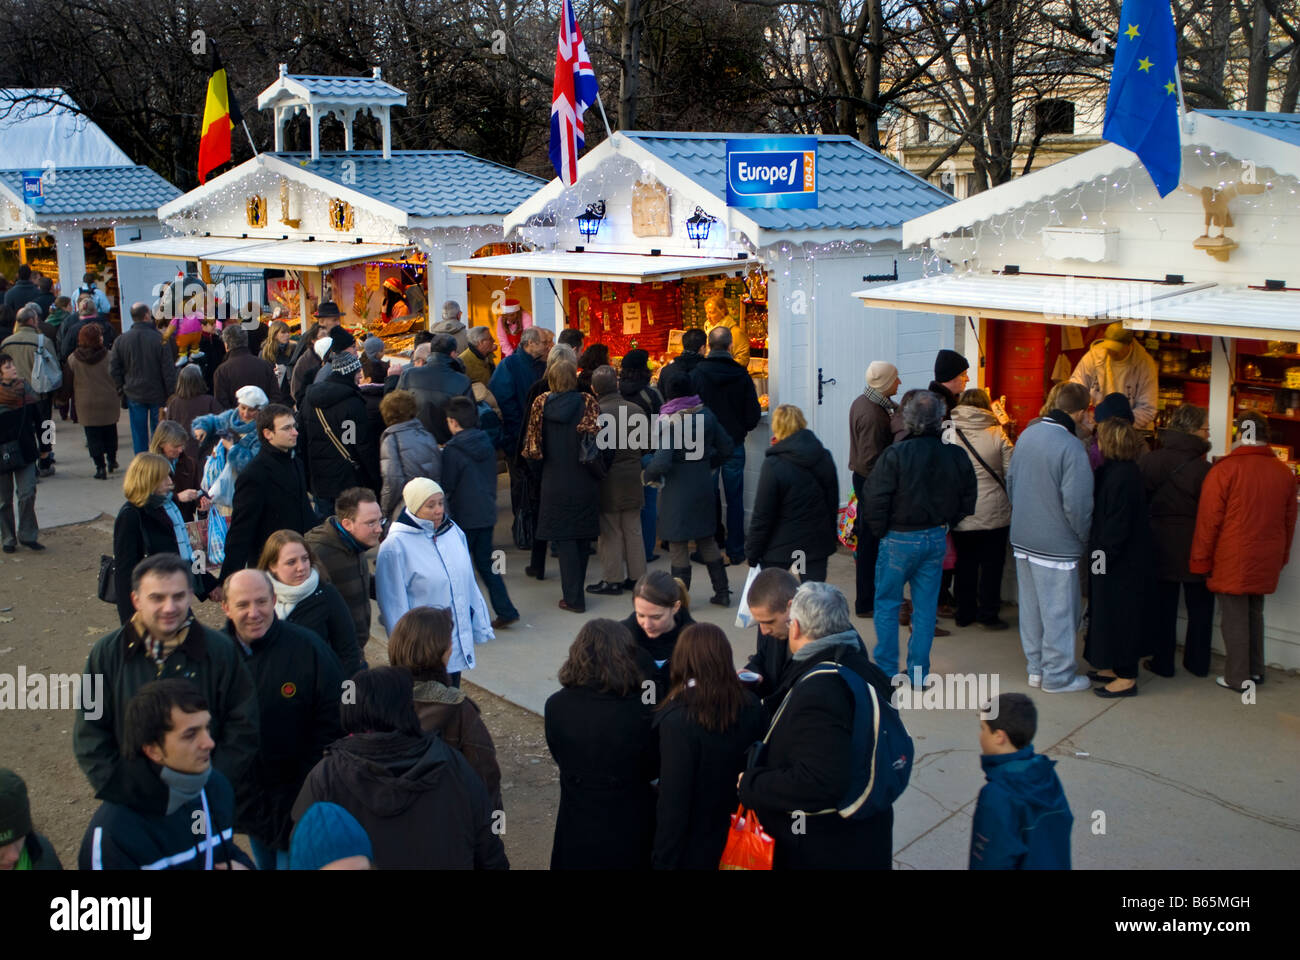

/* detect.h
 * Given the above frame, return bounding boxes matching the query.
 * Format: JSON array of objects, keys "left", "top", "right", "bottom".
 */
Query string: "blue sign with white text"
[
  {"left": 726, "top": 137, "right": 818, "bottom": 209},
  {"left": 22, "top": 171, "right": 44, "bottom": 208}
]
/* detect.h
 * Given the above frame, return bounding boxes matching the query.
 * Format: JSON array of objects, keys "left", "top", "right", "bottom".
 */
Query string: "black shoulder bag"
[
  {"left": 955, "top": 428, "right": 1006, "bottom": 492},
  {"left": 98, "top": 510, "right": 149, "bottom": 604}
]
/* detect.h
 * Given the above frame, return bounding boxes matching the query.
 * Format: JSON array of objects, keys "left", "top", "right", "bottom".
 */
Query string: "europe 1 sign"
[{"left": 726, "top": 136, "right": 818, "bottom": 209}]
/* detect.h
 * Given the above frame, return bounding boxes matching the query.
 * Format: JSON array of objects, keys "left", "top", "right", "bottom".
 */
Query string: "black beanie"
[
  {"left": 328, "top": 325, "right": 356, "bottom": 355},
  {"left": 1095, "top": 392, "right": 1134, "bottom": 424},
  {"left": 0, "top": 769, "right": 33, "bottom": 845},
  {"left": 934, "top": 348, "right": 968, "bottom": 383}
]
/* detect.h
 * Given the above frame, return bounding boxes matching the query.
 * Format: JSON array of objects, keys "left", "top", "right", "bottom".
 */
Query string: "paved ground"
[{"left": 17, "top": 413, "right": 1300, "bottom": 869}]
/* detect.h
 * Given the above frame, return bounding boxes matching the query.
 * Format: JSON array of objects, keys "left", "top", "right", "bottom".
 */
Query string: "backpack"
[
  {"left": 763, "top": 658, "right": 914, "bottom": 820},
  {"left": 30, "top": 333, "right": 63, "bottom": 394}
]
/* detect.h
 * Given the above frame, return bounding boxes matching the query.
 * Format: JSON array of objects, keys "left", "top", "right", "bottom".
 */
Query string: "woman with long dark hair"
[
  {"left": 653, "top": 623, "right": 765, "bottom": 869},
  {"left": 576, "top": 343, "right": 609, "bottom": 394},
  {"left": 545, "top": 618, "right": 659, "bottom": 869}
]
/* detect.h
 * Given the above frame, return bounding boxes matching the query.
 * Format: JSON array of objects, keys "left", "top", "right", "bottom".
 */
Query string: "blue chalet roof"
[
  {"left": 284, "top": 75, "right": 405, "bottom": 101},
  {"left": 0, "top": 164, "right": 180, "bottom": 217},
  {"left": 1196, "top": 110, "right": 1300, "bottom": 148},
  {"left": 621, "top": 131, "right": 954, "bottom": 232},
  {"left": 271, "top": 150, "right": 544, "bottom": 219}
]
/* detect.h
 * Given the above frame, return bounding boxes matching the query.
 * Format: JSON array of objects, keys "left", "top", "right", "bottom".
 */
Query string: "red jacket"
[{"left": 1189, "top": 444, "right": 1297, "bottom": 594}]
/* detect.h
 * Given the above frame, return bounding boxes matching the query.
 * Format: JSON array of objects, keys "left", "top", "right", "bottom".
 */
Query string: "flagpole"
[
  {"left": 241, "top": 119, "right": 259, "bottom": 156},
  {"left": 594, "top": 91, "right": 613, "bottom": 139}
]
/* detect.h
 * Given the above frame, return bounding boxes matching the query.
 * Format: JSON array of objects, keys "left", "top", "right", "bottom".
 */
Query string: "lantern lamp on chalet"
[
  {"left": 576, "top": 200, "right": 606, "bottom": 239},
  {"left": 685, "top": 206, "right": 717, "bottom": 248}
]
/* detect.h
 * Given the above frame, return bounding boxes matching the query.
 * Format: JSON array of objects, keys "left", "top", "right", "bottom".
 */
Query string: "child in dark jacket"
[{"left": 970, "top": 693, "right": 1073, "bottom": 870}]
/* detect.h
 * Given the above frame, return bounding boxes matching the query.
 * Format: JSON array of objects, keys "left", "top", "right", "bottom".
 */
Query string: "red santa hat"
[{"left": 493, "top": 298, "right": 521, "bottom": 315}]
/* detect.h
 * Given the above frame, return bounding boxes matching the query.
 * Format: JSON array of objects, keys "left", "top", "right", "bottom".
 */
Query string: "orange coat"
[{"left": 1189, "top": 444, "right": 1297, "bottom": 595}]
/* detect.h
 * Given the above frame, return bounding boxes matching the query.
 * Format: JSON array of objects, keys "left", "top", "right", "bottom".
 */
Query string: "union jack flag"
[{"left": 550, "top": 0, "right": 599, "bottom": 186}]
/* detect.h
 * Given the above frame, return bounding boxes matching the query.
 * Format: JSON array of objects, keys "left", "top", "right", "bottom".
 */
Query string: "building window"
[
  {"left": 328, "top": 198, "right": 355, "bottom": 232},
  {"left": 916, "top": 113, "right": 930, "bottom": 143},
  {"left": 963, "top": 173, "right": 980, "bottom": 197},
  {"left": 1036, "top": 99, "right": 1075, "bottom": 136},
  {"left": 245, "top": 195, "right": 267, "bottom": 228},
  {"left": 934, "top": 173, "right": 956, "bottom": 196}
]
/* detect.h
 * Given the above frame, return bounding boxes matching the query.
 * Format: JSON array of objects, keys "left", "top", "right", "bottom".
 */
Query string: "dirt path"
[{"left": 0, "top": 518, "right": 558, "bottom": 869}]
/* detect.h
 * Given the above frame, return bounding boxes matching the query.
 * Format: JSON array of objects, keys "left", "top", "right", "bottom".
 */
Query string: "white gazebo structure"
[{"left": 257, "top": 66, "right": 406, "bottom": 160}]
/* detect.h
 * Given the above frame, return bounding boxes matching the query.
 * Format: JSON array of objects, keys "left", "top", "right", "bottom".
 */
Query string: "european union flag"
[{"left": 1103, "top": 0, "right": 1181, "bottom": 196}]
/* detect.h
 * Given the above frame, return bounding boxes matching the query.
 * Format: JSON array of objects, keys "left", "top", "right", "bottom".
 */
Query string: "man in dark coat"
[
  {"left": 742, "top": 567, "right": 799, "bottom": 706},
  {"left": 2, "top": 265, "right": 39, "bottom": 312},
  {"left": 929, "top": 348, "right": 969, "bottom": 415},
  {"left": 848, "top": 360, "right": 900, "bottom": 616},
  {"left": 298, "top": 351, "right": 378, "bottom": 518},
  {"left": 305, "top": 487, "right": 384, "bottom": 658},
  {"left": 661, "top": 326, "right": 707, "bottom": 381},
  {"left": 31, "top": 275, "right": 55, "bottom": 318},
  {"left": 223, "top": 570, "right": 343, "bottom": 870},
  {"left": 691, "top": 326, "right": 762, "bottom": 564},
  {"left": 488, "top": 326, "right": 548, "bottom": 514},
  {"left": 73, "top": 554, "right": 259, "bottom": 803},
  {"left": 442, "top": 396, "right": 518, "bottom": 626},
  {"left": 111, "top": 302, "right": 177, "bottom": 454},
  {"left": 78, "top": 678, "right": 254, "bottom": 870},
  {"left": 739, "top": 581, "right": 896, "bottom": 869},
  {"left": 396, "top": 333, "right": 473, "bottom": 444},
  {"left": 288, "top": 301, "right": 342, "bottom": 406},
  {"left": 59, "top": 298, "right": 115, "bottom": 362},
  {"left": 219, "top": 404, "right": 316, "bottom": 581},
  {"left": 863, "top": 389, "right": 976, "bottom": 684},
  {"left": 213, "top": 324, "right": 279, "bottom": 410}
]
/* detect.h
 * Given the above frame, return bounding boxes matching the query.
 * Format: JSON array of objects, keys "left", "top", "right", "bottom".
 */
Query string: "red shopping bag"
[
  {"left": 942, "top": 533, "right": 957, "bottom": 571},
  {"left": 719, "top": 805, "right": 774, "bottom": 870}
]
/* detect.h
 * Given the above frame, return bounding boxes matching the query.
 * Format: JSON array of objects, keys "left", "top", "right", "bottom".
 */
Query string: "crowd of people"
[{"left": 0, "top": 283, "right": 1295, "bottom": 871}]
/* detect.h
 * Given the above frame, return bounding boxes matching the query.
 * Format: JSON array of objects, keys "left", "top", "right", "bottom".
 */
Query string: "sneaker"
[
  {"left": 1028, "top": 674, "right": 1042, "bottom": 688},
  {"left": 1042, "top": 675, "right": 1092, "bottom": 693},
  {"left": 1215, "top": 676, "right": 1248, "bottom": 692}
]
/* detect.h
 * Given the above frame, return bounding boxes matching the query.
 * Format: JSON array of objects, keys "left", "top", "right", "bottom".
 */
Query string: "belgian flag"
[{"left": 197, "top": 43, "right": 244, "bottom": 185}]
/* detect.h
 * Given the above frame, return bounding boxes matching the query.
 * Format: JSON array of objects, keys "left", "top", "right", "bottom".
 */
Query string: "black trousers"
[
  {"left": 83, "top": 425, "right": 119, "bottom": 468},
  {"left": 801, "top": 557, "right": 829, "bottom": 583},
  {"left": 554, "top": 538, "right": 592, "bottom": 607},
  {"left": 952, "top": 526, "right": 1009, "bottom": 625},
  {"left": 36, "top": 395, "right": 53, "bottom": 460},
  {"left": 1149, "top": 579, "right": 1215, "bottom": 676},
  {"left": 852, "top": 472, "right": 880, "bottom": 614},
  {"left": 507, "top": 456, "right": 528, "bottom": 519}
]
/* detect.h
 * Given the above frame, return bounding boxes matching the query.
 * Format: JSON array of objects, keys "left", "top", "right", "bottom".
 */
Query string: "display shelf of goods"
[{"left": 567, "top": 279, "right": 681, "bottom": 360}]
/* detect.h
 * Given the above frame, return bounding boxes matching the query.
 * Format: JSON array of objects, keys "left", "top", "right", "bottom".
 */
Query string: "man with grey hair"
[
  {"left": 692, "top": 324, "right": 761, "bottom": 565},
  {"left": 460, "top": 325, "right": 497, "bottom": 387},
  {"left": 738, "top": 580, "right": 896, "bottom": 869},
  {"left": 111, "top": 301, "right": 176, "bottom": 454},
  {"left": 489, "top": 324, "right": 549, "bottom": 518},
  {"left": 862, "top": 390, "right": 976, "bottom": 686},
  {"left": 431, "top": 300, "right": 469, "bottom": 353},
  {"left": 213, "top": 323, "right": 279, "bottom": 409}
]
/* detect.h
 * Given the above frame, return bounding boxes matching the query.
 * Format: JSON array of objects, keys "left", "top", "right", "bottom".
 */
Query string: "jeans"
[
  {"left": 1148, "top": 579, "right": 1215, "bottom": 676},
  {"left": 0, "top": 462, "right": 38, "bottom": 546},
  {"left": 712, "top": 445, "right": 746, "bottom": 559},
  {"left": 852, "top": 472, "right": 880, "bottom": 614},
  {"left": 1015, "top": 556, "right": 1083, "bottom": 689},
  {"left": 465, "top": 526, "right": 518, "bottom": 620},
  {"left": 952, "top": 526, "right": 1009, "bottom": 624},
  {"left": 127, "top": 401, "right": 160, "bottom": 455},
  {"left": 872, "top": 527, "right": 947, "bottom": 681},
  {"left": 249, "top": 837, "right": 289, "bottom": 871}
]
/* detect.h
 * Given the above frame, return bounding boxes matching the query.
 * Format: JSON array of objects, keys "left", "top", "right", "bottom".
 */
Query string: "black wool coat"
[
  {"left": 621, "top": 608, "right": 696, "bottom": 706},
  {"left": 644, "top": 404, "right": 733, "bottom": 542},
  {"left": 1084, "top": 459, "right": 1154, "bottom": 670},
  {"left": 228, "top": 616, "right": 344, "bottom": 849},
  {"left": 745, "top": 428, "right": 840, "bottom": 567},
  {"left": 738, "top": 642, "right": 895, "bottom": 870},
  {"left": 112, "top": 501, "right": 188, "bottom": 625},
  {"left": 299, "top": 374, "right": 379, "bottom": 499},
  {"left": 218, "top": 444, "right": 315, "bottom": 581},
  {"left": 1139, "top": 429, "right": 1212, "bottom": 582},
  {"left": 652, "top": 693, "right": 765, "bottom": 870},
  {"left": 544, "top": 684, "right": 659, "bottom": 870},
  {"left": 284, "top": 581, "right": 364, "bottom": 678},
  {"left": 533, "top": 390, "right": 601, "bottom": 542}
]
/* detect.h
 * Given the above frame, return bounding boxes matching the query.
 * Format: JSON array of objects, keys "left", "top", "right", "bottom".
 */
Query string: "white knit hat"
[
  {"left": 403, "top": 478, "right": 444, "bottom": 515},
  {"left": 865, "top": 361, "right": 899, "bottom": 391},
  {"left": 314, "top": 337, "right": 333, "bottom": 361},
  {"left": 235, "top": 385, "right": 269, "bottom": 408}
]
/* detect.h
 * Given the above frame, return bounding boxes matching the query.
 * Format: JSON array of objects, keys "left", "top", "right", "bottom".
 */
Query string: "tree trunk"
[
  {"left": 619, "top": 0, "right": 641, "bottom": 129},
  {"left": 1246, "top": 0, "right": 1272, "bottom": 111},
  {"left": 1283, "top": 41, "right": 1300, "bottom": 111}
]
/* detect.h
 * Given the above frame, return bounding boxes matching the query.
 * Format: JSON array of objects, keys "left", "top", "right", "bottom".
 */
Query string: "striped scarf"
[{"left": 862, "top": 384, "right": 897, "bottom": 413}]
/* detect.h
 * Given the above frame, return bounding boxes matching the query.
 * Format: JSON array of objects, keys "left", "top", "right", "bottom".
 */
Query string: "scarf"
[
  {"left": 331, "top": 517, "right": 363, "bottom": 553},
  {"left": 791, "top": 627, "right": 863, "bottom": 662},
  {"left": 73, "top": 345, "right": 107, "bottom": 365},
  {"left": 660, "top": 394, "right": 701, "bottom": 417},
  {"left": 155, "top": 496, "right": 193, "bottom": 566},
  {"left": 270, "top": 568, "right": 319, "bottom": 620},
  {"left": 862, "top": 384, "right": 898, "bottom": 413},
  {"left": 159, "top": 765, "right": 212, "bottom": 816},
  {"left": 0, "top": 378, "right": 35, "bottom": 411}
]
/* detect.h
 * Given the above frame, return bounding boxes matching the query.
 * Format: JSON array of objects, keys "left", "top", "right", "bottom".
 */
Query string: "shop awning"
[
  {"left": 108, "top": 236, "right": 274, "bottom": 262},
  {"left": 0, "top": 226, "right": 44, "bottom": 241},
  {"left": 198, "top": 240, "right": 411, "bottom": 271},
  {"left": 445, "top": 251, "right": 753, "bottom": 284},
  {"left": 1107, "top": 285, "right": 1300, "bottom": 340},
  {"left": 853, "top": 274, "right": 1214, "bottom": 327}
]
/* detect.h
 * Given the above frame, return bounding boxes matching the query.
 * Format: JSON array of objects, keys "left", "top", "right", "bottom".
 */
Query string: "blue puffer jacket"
[
  {"left": 375, "top": 510, "right": 494, "bottom": 675},
  {"left": 969, "top": 745, "right": 1073, "bottom": 870},
  {"left": 193, "top": 409, "right": 260, "bottom": 507}
]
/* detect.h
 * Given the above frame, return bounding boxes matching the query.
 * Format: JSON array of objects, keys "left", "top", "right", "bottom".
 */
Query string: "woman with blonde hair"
[
  {"left": 1083, "top": 417, "right": 1154, "bottom": 697},
  {"left": 149, "top": 420, "right": 203, "bottom": 522},
  {"left": 257, "top": 529, "right": 362, "bottom": 675},
  {"left": 743, "top": 403, "right": 838, "bottom": 583},
  {"left": 110, "top": 452, "right": 210, "bottom": 624}
]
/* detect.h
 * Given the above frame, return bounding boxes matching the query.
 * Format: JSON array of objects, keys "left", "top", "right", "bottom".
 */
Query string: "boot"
[
  {"left": 670, "top": 565, "right": 692, "bottom": 591},
  {"left": 706, "top": 559, "right": 731, "bottom": 606}
]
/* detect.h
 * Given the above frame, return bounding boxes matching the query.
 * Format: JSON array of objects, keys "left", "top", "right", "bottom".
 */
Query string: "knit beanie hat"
[
  {"left": 1095, "top": 392, "right": 1134, "bottom": 424},
  {"left": 363, "top": 336, "right": 385, "bottom": 360},
  {"left": 313, "top": 337, "right": 333, "bottom": 361},
  {"left": 235, "top": 385, "right": 269, "bottom": 408},
  {"left": 289, "top": 802, "right": 372, "bottom": 870},
  {"left": 0, "top": 769, "right": 33, "bottom": 845},
  {"left": 403, "top": 477, "right": 444, "bottom": 515},
  {"left": 329, "top": 326, "right": 357, "bottom": 355},
  {"left": 865, "top": 361, "right": 899, "bottom": 391},
  {"left": 621, "top": 348, "right": 650, "bottom": 374},
  {"left": 934, "top": 349, "right": 969, "bottom": 383},
  {"left": 332, "top": 351, "right": 362, "bottom": 378}
]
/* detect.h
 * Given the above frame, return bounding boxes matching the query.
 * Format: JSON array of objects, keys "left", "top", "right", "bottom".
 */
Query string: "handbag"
[
  {"left": 718, "top": 805, "right": 775, "bottom": 870},
  {"left": 0, "top": 438, "right": 25, "bottom": 473},
  {"left": 98, "top": 511, "right": 150, "bottom": 603},
  {"left": 29, "top": 333, "right": 63, "bottom": 394}
]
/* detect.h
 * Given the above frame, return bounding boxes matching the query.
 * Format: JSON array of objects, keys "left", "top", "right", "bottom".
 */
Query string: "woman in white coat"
[
  {"left": 949, "top": 389, "right": 1014, "bottom": 630},
  {"left": 375, "top": 478, "right": 494, "bottom": 685}
]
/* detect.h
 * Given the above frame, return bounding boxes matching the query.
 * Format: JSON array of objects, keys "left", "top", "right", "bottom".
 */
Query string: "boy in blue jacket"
[{"left": 970, "top": 693, "right": 1073, "bottom": 869}]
